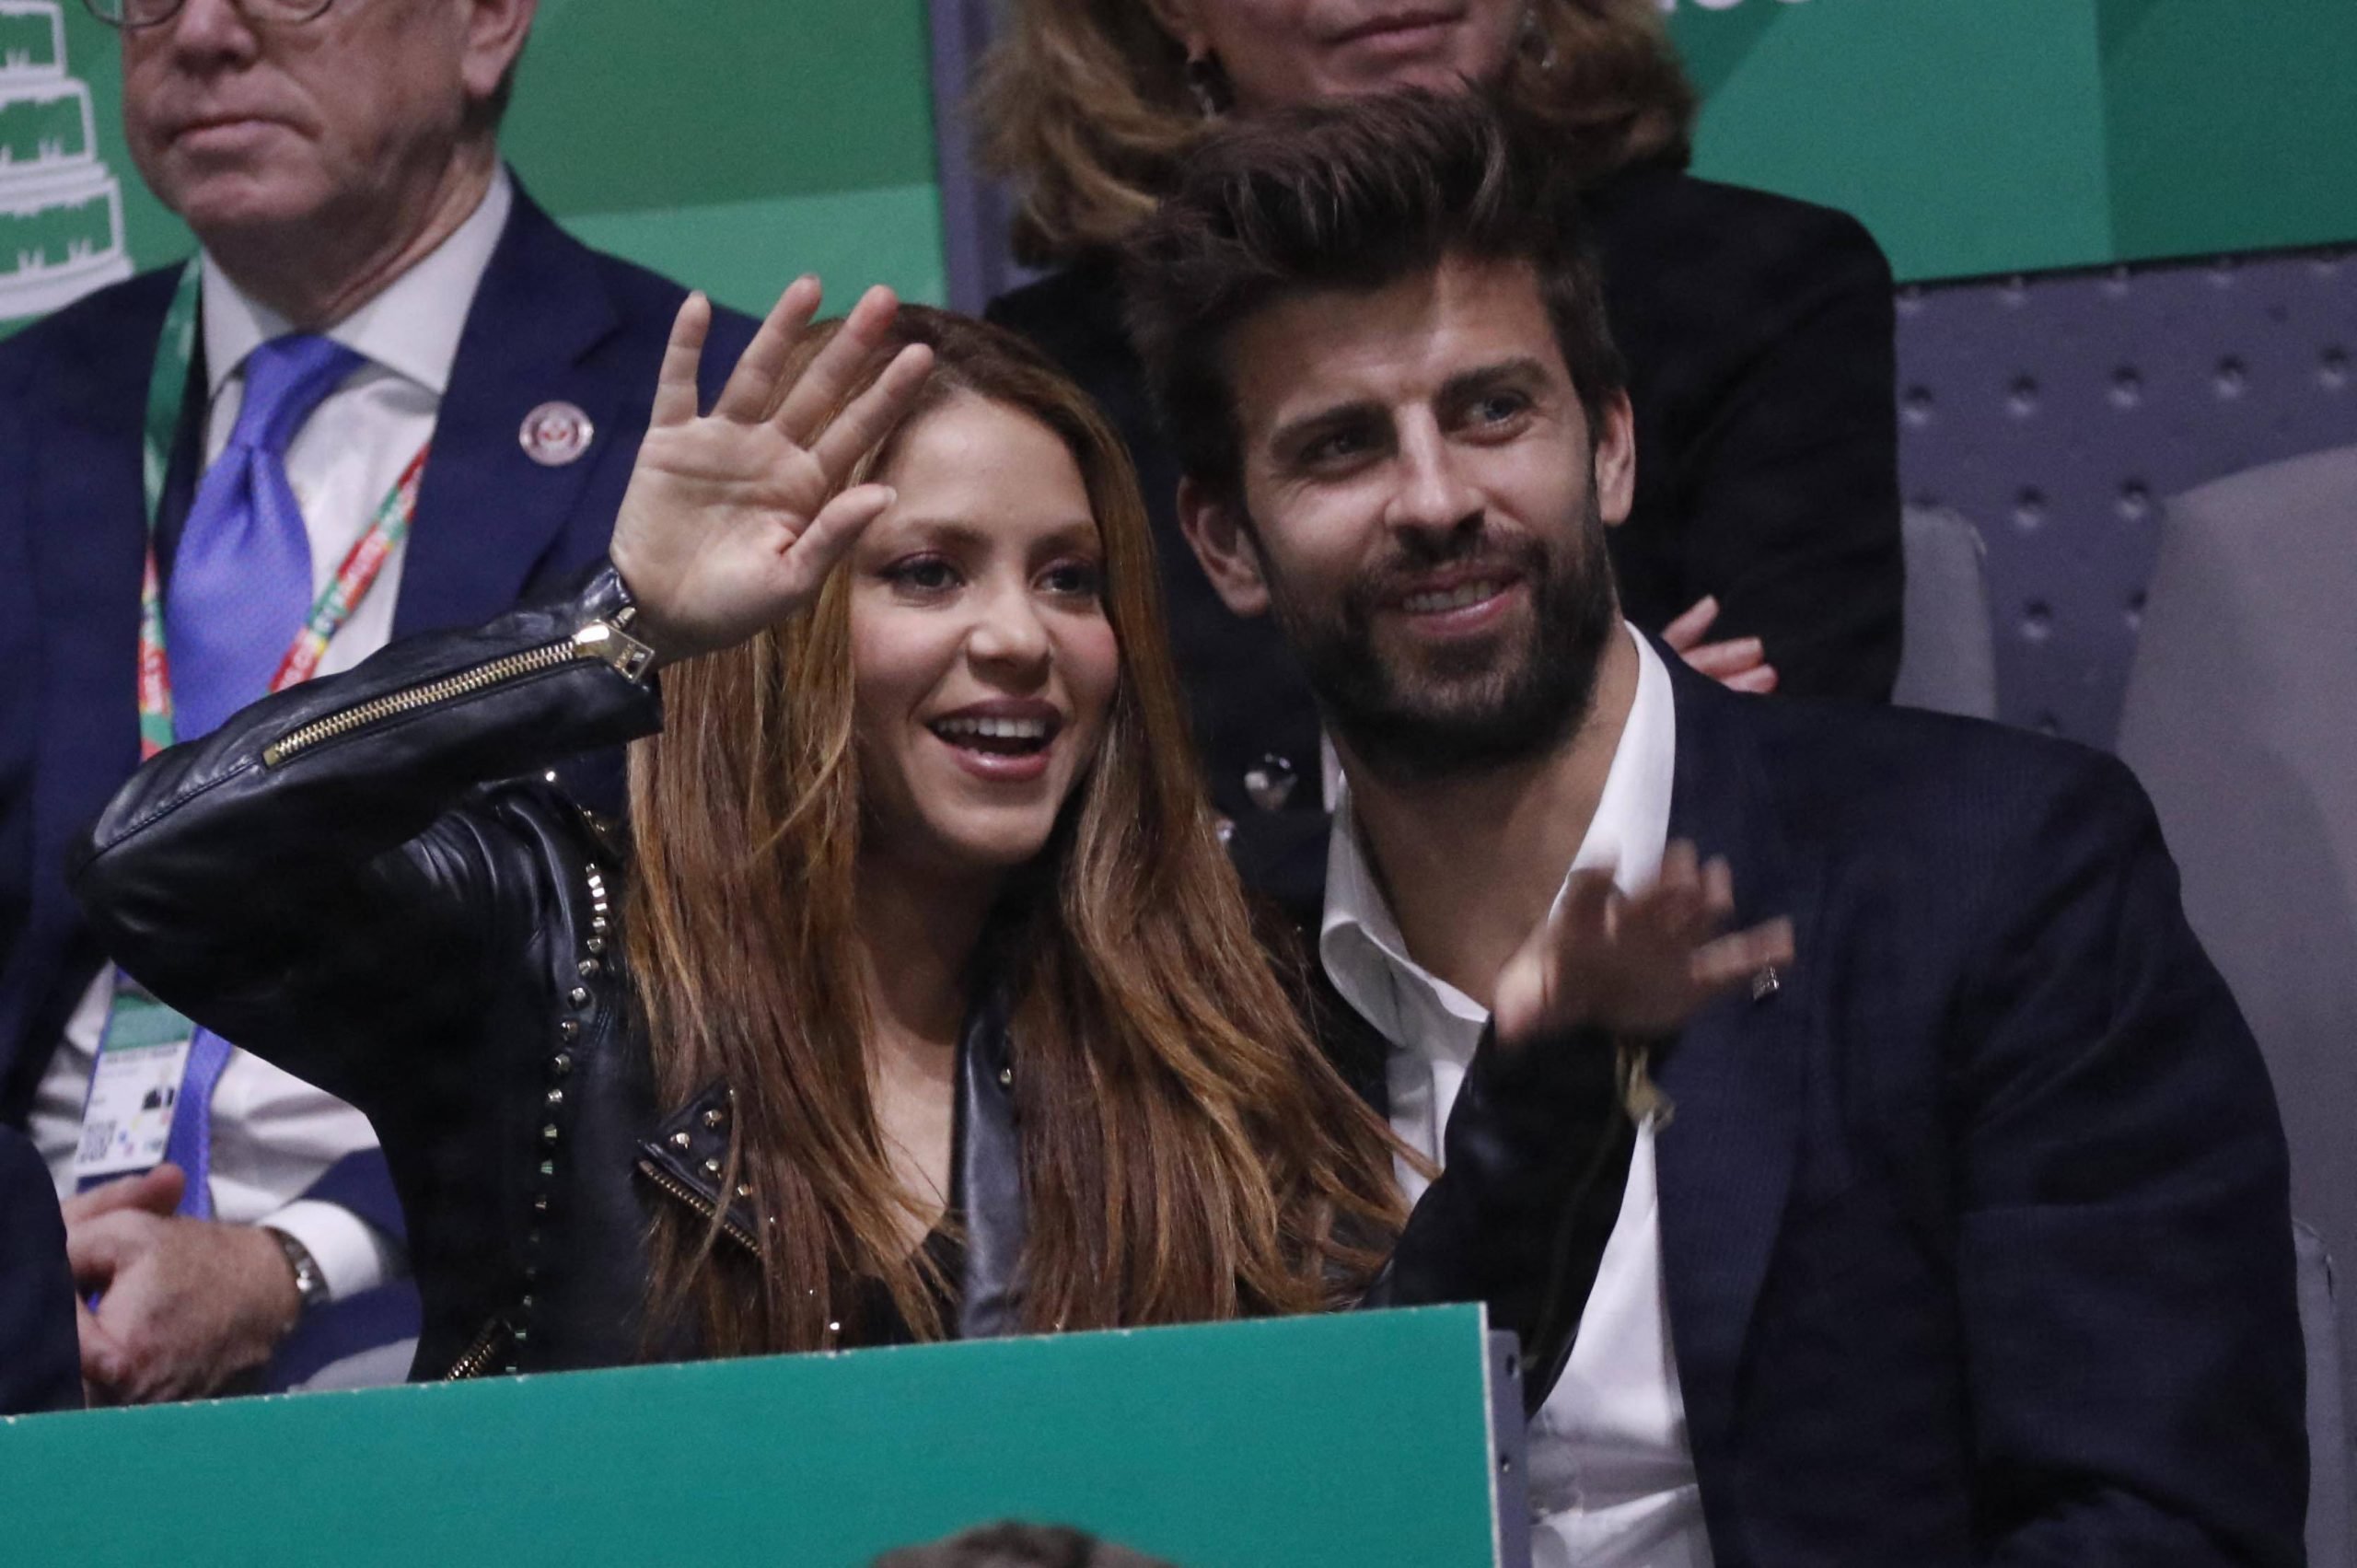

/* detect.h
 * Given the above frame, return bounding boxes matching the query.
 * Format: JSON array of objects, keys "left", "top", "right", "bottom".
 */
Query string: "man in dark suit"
[
  {"left": 0, "top": 1126, "right": 78, "bottom": 1415},
  {"left": 0, "top": 0, "right": 749, "bottom": 1400},
  {"left": 1125, "top": 91, "right": 2305, "bottom": 1566}
]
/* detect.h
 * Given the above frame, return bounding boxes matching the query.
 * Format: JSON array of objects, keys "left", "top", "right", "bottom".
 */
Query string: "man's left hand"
[{"left": 64, "top": 1164, "right": 301, "bottom": 1404}]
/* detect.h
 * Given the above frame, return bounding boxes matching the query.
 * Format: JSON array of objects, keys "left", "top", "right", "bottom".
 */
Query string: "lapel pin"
[
  {"left": 1751, "top": 965, "right": 1782, "bottom": 1004},
  {"left": 519, "top": 401, "right": 595, "bottom": 467}
]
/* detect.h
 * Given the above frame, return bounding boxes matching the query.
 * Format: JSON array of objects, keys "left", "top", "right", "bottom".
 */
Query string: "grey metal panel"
[
  {"left": 1488, "top": 1329, "right": 1534, "bottom": 1568},
  {"left": 1896, "top": 248, "right": 2357, "bottom": 743}
]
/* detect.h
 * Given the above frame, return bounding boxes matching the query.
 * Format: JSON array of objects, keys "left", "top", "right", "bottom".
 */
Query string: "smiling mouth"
[
  {"left": 1401, "top": 578, "right": 1510, "bottom": 614},
  {"left": 929, "top": 714, "right": 1058, "bottom": 758}
]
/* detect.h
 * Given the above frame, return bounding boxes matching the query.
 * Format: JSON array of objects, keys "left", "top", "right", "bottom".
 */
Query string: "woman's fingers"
[
  {"left": 1679, "top": 636, "right": 1767, "bottom": 679},
  {"left": 1661, "top": 595, "right": 1720, "bottom": 652},
  {"left": 778, "top": 482, "right": 899, "bottom": 598},
  {"left": 713, "top": 277, "right": 824, "bottom": 423},
  {"left": 772, "top": 285, "right": 902, "bottom": 446},
  {"left": 809, "top": 343, "right": 935, "bottom": 482},
  {"left": 650, "top": 293, "right": 713, "bottom": 430}
]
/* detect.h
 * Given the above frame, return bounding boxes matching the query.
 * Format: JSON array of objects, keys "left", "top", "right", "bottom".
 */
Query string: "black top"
[{"left": 987, "top": 161, "right": 1903, "bottom": 831}]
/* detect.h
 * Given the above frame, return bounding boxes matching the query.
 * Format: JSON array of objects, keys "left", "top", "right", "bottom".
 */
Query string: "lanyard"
[{"left": 134, "top": 260, "right": 430, "bottom": 760}]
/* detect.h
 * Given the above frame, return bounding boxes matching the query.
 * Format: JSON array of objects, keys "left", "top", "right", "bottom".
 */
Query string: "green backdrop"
[
  {"left": 1667, "top": 0, "right": 2357, "bottom": 282},
  {"left": 0, "top": 0, "right": 946, "bottom": 333}
]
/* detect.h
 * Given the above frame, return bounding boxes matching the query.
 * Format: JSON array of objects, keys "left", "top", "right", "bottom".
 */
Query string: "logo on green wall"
[{"left": 1, "top": 0, "right": 131, "bottom": 323}]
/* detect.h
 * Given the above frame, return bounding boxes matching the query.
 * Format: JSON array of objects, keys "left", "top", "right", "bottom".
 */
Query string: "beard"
[{"left": 1260, "top": 494, "right": 1620, "bottom": 785}]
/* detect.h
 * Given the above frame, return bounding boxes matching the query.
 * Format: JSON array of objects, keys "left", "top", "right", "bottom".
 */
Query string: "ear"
[
  {"left": 1592, "top": 390, "right": 1636, "bottom": 529},
  {"left": 459, "top": 0, "right": 537, "bottom": 107},
  {"left": 1176, "top": 475, "right": 1271, "bottom": 618}
]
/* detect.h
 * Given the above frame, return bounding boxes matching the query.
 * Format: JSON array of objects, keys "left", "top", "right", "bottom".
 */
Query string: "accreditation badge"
[{"left": 72, "top": 973, "right": 195, "bottom": 1184}]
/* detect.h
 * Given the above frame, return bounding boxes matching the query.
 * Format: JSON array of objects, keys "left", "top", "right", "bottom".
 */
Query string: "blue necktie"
[
  {"left": 165, "top": 331, "right": 361, "bottom": 741},
  {"left": 158, "top": 331, "right": 359, "bottom": 1219}
]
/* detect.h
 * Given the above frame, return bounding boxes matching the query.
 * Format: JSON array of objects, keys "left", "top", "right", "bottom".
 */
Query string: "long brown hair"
[
  {"left": 976, "top": 0, "right": 1697, "bottom": 264},
  {"left": 627, "top": 308, "right": 1405, "bottom": 1354}
]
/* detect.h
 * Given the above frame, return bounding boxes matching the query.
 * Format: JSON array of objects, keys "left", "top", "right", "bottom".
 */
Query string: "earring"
[
  {"left": 1185, "top": 51, "right": 1234, "bottom": 118},
  {"left": 1518, "top": 4, "right": 1558, "bottom": 72}
]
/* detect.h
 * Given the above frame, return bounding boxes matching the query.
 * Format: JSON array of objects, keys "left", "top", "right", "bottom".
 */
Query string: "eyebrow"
[
  {"left": 1266, "top": 355, "right": 1556, "bottom": 456},
  {"left": 879, "top": 516, "right": 1101, "bottom": 553}
]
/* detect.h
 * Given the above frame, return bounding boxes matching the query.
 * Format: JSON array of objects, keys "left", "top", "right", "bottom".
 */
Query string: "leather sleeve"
[
  {"left": 1360, "top": 1017, "right": 1637, "bottom": 1415},
  {"left": 67, "top": 566, "right": 662, "bottom": 1114},
  {"left": 1952, "top": 752, "right": 2305, "bottom": 1566}
]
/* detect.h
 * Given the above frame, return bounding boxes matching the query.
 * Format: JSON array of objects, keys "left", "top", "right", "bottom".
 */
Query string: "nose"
[
  {"left": 158, "top": 0, "right": 264, "bottom": 65},
  {"left": 1382, "top": 412, "right": 1483, "bottom": 552},
  {"left": 963, "top": 579, "right": 1053, "bottom": 679}
]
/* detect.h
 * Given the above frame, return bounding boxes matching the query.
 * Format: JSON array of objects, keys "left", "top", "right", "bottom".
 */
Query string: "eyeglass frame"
[{"left": 81, "top": 0, "right": 337, "bottom": 30}]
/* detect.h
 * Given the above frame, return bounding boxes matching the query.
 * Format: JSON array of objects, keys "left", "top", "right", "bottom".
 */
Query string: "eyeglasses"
[{"left": 83, "top": 0, "right": 335, "bottom": 29}]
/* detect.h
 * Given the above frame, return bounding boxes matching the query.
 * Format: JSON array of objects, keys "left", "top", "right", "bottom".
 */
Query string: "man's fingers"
[
  {"left": 1723, "top": 664, "right": 1780, "bottom": 695},
  {"left": 66, "top": 1211, "right": 140, "bottom": 1287},
  {"left": 713, "top": 276, "right": 823, "bottom": 423},
  {"left": 1661, "top": 595, "right": 1719, "bottom": 652},
  {"left": 76, "top": 1298, "right": 130, "bottom": 1393},
  {"left": 1690, "top": 916, "right": 1796, "bottom": 993},
  {"left": 62, "top": 1162, "right": 181, "bottom": 1225},
  {"left": 1701, "top": 855, "right": 1736, "bottom": 923},
  {"left": 772, "top": 284, "right": 901, "bottom": 447},
  {"left": 808, "top": 342, "right": 935, "bottom": 483},
  {"left": 651, "top": 292, "right": 714, "bottom": 429}
]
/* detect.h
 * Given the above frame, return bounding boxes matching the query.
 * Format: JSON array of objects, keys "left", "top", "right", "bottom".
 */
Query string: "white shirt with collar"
[
  {"left": 29, "top": 169, "right": 516, "bottom": 1305},
  {"left": 1321, "top": 624, "right": 1712, "bottom": 1568}
]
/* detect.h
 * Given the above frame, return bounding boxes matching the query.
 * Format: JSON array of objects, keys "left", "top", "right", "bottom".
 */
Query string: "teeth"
[
  {"left": 933, "top": 715, "right": 1051, "bottom": 741},
  {"left": 1402, "top": 581, "right": 1504, "bottom": 614}
]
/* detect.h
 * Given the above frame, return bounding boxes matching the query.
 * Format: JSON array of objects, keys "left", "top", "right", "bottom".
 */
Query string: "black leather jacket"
[{"left": 71, "top": 569, "right": 1627, "bottom": 1393}]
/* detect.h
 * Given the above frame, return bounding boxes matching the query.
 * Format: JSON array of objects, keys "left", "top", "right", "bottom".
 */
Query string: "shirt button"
[{"left": 1243, "top": 753, "right": 1297, "bottom": 812}]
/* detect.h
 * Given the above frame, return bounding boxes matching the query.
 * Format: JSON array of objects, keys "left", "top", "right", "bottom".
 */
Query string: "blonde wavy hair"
[{"left": 976, "top": 0, "right": 1696, "bottom": 264}]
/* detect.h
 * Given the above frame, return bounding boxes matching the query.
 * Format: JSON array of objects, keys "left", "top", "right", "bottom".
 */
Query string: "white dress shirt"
[
  {"left": 1321, "top": 625, "right": 1713, "bottom": 1568},
  {"left": 28, "top": 170, "right": 515, "bottom": 1302}
]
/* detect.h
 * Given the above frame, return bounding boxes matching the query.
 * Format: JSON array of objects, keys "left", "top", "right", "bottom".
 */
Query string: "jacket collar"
[
  {"left": 635, "top": 975, "right": 1030, "bottom": 1340},
  {"left": 1649, "top": 645, "right": 1821, "bottom": 1515},
  {"left": 393, "top": 178, "right": 626, "bottom": 640}
]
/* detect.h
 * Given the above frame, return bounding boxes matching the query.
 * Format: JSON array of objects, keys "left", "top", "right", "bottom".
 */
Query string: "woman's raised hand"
[{"left": 610, "top": 278, "right": 934, "bottom": 663}]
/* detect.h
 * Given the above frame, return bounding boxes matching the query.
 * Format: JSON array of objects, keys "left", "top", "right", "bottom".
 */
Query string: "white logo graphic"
[
  {"left": 1659, "top": 0, "right": 1814, "bottom": 11},
  {"left": 1, "top": 1, "right": 133, "bottom": 323}
]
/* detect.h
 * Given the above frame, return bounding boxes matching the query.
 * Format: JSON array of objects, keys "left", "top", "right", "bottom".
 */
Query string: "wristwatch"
[{"left": 265, "top": 1226, "right": 331, "bottom": 1315}]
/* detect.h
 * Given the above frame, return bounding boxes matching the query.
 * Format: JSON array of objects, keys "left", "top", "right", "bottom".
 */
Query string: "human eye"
[
  {"left": 1462, "top": 389, "right": 1533, "bottom": 432},
  {"left": 882, "top": 553, "right": 962, "bottom": 598},
  {"left": 1297, "top": 425, "right": 1374, "bottom": 467},
  {"left": 1039, "top": 556, "right": 1104, "bottom": 601}
]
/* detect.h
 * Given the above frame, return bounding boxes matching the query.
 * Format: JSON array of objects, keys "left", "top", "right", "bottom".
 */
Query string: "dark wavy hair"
[{"left": 1121, "top": 88, "right": 1627, "bottom": 508}]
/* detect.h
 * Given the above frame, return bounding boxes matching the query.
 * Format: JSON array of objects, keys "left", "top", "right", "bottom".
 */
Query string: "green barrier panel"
[
  {"left": 0, "top": 1305, "right": 1528, "bottom": 1568},
  {"left": 1668, "top": 0, "right": 2357, "bottom": 282}
]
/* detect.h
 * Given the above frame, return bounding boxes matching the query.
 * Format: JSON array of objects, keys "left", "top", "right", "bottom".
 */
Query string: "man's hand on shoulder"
[
  {"left": 63, "top": 1164, "right": 301, "bottom": 1405},
  {"left": 1492, "top": 840, "right": 1794, "bottom": 1049}
]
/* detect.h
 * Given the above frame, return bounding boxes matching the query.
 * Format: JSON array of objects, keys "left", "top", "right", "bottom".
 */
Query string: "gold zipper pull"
[{"left": 573, "top": 617, "right": 656, "bottom": 683}]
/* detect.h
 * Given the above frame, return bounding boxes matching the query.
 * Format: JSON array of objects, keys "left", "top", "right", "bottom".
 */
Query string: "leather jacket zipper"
[
  {"left": 635, "top": 1157, "right": 761, "bottom": 1256},
  {"left": 263, "top": 619, "right": 654, "bottom": 768},
  {"left": 443, "top": 1313, "right": 517, "bottom": 1381}
]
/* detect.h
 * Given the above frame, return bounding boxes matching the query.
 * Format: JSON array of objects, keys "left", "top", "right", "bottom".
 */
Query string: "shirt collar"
[
  {"left": 1319, "top": 623, "right": 1679, "bottom": 1051},
  {"left": 201, "top": 166, "right": 514, "bottom": 401}
]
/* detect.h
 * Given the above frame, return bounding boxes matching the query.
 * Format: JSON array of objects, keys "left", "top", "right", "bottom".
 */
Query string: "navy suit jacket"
[
  {"left": 0, "top": 185, "right": 752, "bottom": 1375},
  {"left": 0, "top": 1125, "right": 77, "bottom": 1414},
  {"left": 1281, "top": 656, "right": 2305, "bottom": 1567}
]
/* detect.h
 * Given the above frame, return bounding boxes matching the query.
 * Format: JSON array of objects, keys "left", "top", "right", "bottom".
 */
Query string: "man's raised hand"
[
  {"left": 609, "top": 278, "right": 935, "bottom": 663},
  {"left": 1491, "top": 841, "right": 1795, "bottom": 1049}
]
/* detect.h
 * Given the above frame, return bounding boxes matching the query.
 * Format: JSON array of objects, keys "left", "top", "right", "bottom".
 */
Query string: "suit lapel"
[
  {"left": 1650, "top": 657, "right": 1822, "bottom": 1489},
  {"left": 6, "top": 276, "right": 177, "bottom": 1112},
  {"left": 395, "top": 184, "right": 622, "bottom": 637}
]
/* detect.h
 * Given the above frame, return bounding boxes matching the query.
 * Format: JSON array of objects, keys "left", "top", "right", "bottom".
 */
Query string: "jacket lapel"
[
  {"left": 4, "top": 275, "right": 177, "bottom": 1114},
  {"left": 394, "top": 183, "right": 623, "bottom": 638},
  {"left": 1649, "top": 657, "right": 1821, "bottom": 1497}
]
